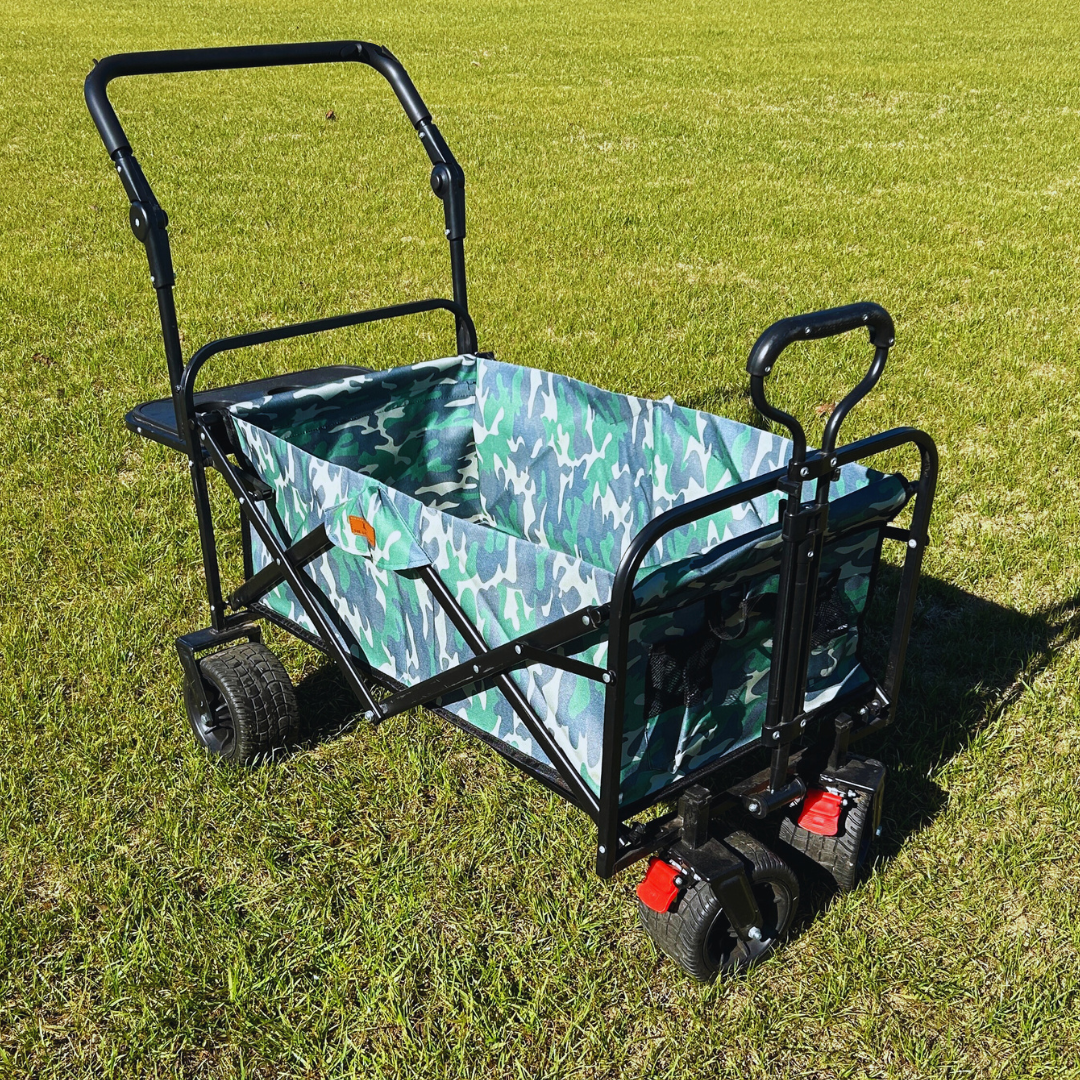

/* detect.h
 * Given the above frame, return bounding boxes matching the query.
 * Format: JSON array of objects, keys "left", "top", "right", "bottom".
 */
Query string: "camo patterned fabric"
[{"left": 227, "top": 355, "right": 910, "bottom": 805}]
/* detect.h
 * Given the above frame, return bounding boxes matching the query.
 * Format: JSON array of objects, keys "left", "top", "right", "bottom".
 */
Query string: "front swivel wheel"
[
  {"left": 778, "top": 768, "right": 884, "bottom": 892},
  {"left": 637, "top": 831, "right": 800, "bottom": 982}
]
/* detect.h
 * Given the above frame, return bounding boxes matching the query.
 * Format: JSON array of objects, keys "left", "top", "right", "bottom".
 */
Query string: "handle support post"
[{"left": 744, "top": 301, "right": 898, "bottom": 793}]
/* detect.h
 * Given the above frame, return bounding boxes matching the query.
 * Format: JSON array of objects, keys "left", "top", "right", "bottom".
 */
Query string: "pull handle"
[
  {"left": 83, "top": 41, "right": 465, "bottom": 288},
  {"left": 84, "top": 40, "right": 473, "bottom": 367},
  {"left": 745, "top": 302, "right": 895, "bottom": 462}
]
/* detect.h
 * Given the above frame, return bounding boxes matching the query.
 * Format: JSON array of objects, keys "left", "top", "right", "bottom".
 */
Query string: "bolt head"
[
  {"left": 598, "top": 845, "right": 606, "bottom": 855},
  {"left": 772, "top": 731, "right": 780, "bottom": 740},
  {"left": 747, "top": 926, "right": 763, "bottom": 940}
]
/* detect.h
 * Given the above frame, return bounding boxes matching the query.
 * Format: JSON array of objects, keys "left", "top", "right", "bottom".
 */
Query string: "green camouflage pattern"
[{"left": 227, "top": 355, "right": 909, "bottom": 804}]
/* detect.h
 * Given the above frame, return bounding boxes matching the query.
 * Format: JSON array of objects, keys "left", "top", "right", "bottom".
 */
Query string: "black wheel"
[
  {"left": 637, "top": 831, "right": 800, "bottom": 982},
  {"left": 183, "top": 641, "right": 300, "bottom": 765},
  {"left": 778, "top": 783, "right": 880, "bottom": 892}
]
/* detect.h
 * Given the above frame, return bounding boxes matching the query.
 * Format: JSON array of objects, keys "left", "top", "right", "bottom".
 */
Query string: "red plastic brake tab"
[
  {"left": 636, "top": 857, "right": 683, "bottom": 913},
  {"left": 797, "top": 789, "right": 843, "bottom": 836}
]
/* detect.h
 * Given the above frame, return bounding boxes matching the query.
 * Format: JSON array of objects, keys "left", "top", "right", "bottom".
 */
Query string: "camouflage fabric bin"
[{"left": 227, "top": 356, "right": 910, "bottom": 805}]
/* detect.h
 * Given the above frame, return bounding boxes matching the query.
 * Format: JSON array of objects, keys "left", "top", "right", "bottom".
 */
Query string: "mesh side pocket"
[
  {"left": 810, "top": 572, "right": 851, "bottom": 649},
  {"left": 641, "top": 590, "right": 759, "bottom": 721},
  {"left": 644, "top": 648, "right": 687, "bottom": 719},
  {"left": 641, "top": 571, "right": 852, "bottom": 724},
  {"left": 643, "top": 635, "right": 720, "bottom": 721}
]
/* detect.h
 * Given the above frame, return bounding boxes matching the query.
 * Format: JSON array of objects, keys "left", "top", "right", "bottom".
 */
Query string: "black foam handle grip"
[{"left": 746, "top": 302, "right": 895, "bottom": 379}]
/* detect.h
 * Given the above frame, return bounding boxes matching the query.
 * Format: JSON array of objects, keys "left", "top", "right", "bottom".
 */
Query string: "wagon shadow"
[
  {"left": 286, "top": 572, "right": 1080, "bottom": 914},
  {"left": 784, "top": 569, "right": 1080, "bottom": 922},
  {"left": 292, "top": 660, "right": 369, "bottom": 748}
]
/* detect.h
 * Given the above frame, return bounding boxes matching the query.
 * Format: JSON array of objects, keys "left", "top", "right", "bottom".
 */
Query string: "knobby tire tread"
[
  {"left": 778, "top": 788, "right": 874, "bottom": 892},
  {"left": 637, "top": 830, "right": 798, "bottom": 983},
  {"left": 199, "top": 642, "right": 300, "bottom": 765}
]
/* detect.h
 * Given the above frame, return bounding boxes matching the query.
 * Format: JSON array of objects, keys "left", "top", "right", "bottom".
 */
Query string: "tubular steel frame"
[{"left": 86, "top": 43, "right": 937, "bottom": 883}]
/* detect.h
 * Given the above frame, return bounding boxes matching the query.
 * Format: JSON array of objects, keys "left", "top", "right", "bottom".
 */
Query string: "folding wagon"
[{"left": 86, "top": 42, "right": 937, "bottom": 981}]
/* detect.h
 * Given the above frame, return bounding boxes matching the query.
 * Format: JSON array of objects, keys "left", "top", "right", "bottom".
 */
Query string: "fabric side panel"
[
  {"left": 229, "top": 356, "right": 485, "bottom": 520},
  {"left": 416, "top": 508, "right": 614, "bottom": 796},
  {"left": 619, "top": 515, "right": 897, "bottom": 806},
  {"left": 230, "top": 418, "right": 435, "bottom": 686},
  {"left": 473, "top": 358, "right": 654, "bottom": 572}
]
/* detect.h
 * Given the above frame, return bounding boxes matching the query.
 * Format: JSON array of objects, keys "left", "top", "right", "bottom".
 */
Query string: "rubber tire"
[
  {"left": 184, "top": 642, "right": 300, "bottom": 766},
  {"left": 637, "top": 831, "right": 800, "bottom": 982},
  {"left": 778, "top": 785, "right": 878, "bottom": 892}
]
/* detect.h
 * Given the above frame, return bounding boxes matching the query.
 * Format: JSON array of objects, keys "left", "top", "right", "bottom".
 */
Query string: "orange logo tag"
[{"left": 348, "top": 515, "right": 376, "bottom": 548}]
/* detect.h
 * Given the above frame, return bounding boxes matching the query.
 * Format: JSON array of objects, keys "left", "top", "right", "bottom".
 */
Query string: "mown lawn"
[{"left": 2, "top": 0, "right": 1079, "bottom": 1076}]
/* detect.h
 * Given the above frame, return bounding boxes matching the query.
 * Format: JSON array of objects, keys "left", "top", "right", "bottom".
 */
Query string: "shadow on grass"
[
  {"left": 292, "top": 660, "right": 368, "bottom": 749},
  {"left": 783, "top": 568, "right": 1080, "bottom": 926},
  {"left": 285, "top": 569, "right": 1080, "bottom": 944}
]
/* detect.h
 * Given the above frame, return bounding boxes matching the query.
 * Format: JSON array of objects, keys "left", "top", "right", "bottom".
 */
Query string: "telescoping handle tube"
[{"left": 746, "top": 302, "right": 895, "bottom": 462}]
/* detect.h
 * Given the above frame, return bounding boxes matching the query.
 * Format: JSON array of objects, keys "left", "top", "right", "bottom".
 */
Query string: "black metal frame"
[{"left": 87, "top": 45, "right": 937, "bottom": 892}]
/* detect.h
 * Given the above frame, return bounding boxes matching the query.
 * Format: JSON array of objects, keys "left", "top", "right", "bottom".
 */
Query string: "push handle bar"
[
  {"left": 85, "top": 41, "right": 431, "bottom": 156},
  {"left": 745, "top": 302, "right": 895, "bottom": 463},
  {"left": 745, "top": 302, "right": 894, "bottom": 379},
  {"left": 84, "top": 41, "right": 466, "bottom": 267},
  {"left": 84, "top": 40, "right": 474, "bottom": 366}
]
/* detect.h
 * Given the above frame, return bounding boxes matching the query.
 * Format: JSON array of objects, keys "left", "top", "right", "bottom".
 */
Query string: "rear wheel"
[
  {"left": 183, "top": 641, "right": 300, "bottom": 765},
  {"left": 637, "top": 831, "right": 799, "bottom": 982}
]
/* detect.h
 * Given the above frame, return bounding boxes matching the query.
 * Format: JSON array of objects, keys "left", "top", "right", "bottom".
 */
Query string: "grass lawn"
[{"left": 2, "top": 0, "right": 1080, "bottom": 1075}]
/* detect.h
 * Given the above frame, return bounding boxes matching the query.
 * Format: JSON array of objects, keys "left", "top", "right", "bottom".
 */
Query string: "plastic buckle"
[
  {"left": 797, "top": 789, "right": 843, "bottom": 836},
  {"left": 636, "top": 857, "right": 684, "bottom": 913}
]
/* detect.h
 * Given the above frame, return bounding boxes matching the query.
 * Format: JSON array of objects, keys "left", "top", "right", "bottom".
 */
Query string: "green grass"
[{"left": 2, "top": 0, "right": 1080, "bottom": 1075}]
